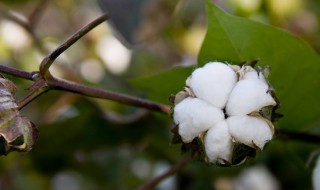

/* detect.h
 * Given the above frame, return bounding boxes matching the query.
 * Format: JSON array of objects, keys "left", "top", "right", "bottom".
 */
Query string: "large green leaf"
[
  {"left": 199, "top": 1, "right": 320, "bottom": 130},
  {"left": 131, "top": 1, "right": 320, "bottom": 130}
]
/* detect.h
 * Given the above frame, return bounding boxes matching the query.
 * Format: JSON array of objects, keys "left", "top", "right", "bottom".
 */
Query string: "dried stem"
[
  {"left": 39, "top": 13, "right": 109, "bottom": 78},
  {"left": 48, "top": 77, "right": 171, "bottom": 114},
  {"left": 0, "top": 65, "right": 35, "bottom": 81},
  {"left": 137, "top": 155, "right": 192, "bottom": 190},
  {"left": 0, "top": 64, "right": 170, "bottom": 114}
]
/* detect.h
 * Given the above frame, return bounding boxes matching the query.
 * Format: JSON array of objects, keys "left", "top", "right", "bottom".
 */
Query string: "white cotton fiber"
[
  {"left": 204, "top": 121, "right": 233, "bottom": 163},
  {"left": 227, "top": 115, "right": 273, "bottom": 149},
  {"left": 243, "top": 71, "right": 267, "bottom": 84},
  {"left": 313, "top": 156, "right": 320, "bottom": 190},
  {"left": 173, "top": 97, "right": 225, "bottom": 143},
  {"left": 190, "top": 62, "right": 237, "bottom": 108},
  {"left": 226, "top": 80, "right": 276, "bottom": 116}
]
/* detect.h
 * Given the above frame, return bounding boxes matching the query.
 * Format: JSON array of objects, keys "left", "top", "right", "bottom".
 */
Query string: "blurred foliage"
[{"left": 0, "top": 0, "right": 319, "bottom": 190}]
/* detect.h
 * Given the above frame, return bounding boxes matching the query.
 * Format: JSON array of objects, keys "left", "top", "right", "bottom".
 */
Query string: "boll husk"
[{"left": 171, "top": 61, "right": 279, "bottom": 166}]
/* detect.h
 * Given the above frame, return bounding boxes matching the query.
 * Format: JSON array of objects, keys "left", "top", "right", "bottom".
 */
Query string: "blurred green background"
[{"left": 0, "top": 0, "right": 319, "bottom": 189}]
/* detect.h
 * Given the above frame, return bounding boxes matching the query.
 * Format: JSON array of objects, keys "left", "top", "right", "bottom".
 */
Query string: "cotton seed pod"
[
  {"left": 190, "top": 62, "right": 237, "bottom": 108},
  {"left": 226, "top": 79, "right": 276, "bottom": 116},
  {"left": 227, "top": 115, "right": 274, "bottom": 149},
  {"left": 173, "top": 97, "right": 224, "bottom": 143},
  {"left": 204, "top": 120, "right": 233, "bottom": 165}
]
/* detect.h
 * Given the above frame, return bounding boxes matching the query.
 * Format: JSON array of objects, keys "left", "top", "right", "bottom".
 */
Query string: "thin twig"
[
  {"left": 39, "top": 13, "right": 109, "bottom": 78},
  {"left": 0, "top": 64, "right": 35, "bottom": 80},
  {"left": 137, "top": 155, "right": 192, "bottom": 190},
  {"left": 48, "top": 77, "right": 171, "bottom": 114}
]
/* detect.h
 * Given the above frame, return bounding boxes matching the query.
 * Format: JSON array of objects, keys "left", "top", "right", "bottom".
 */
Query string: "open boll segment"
[
  {"left": 227, "top": 115, "right": 274, "bottom": 150},
  {"left": 204, "top": 120, "right": 233, "bottom": 164},
  {"left": 171, "top": 61, "right": 278, "bottom": 166},
  {"left": 173, "top": 97, "right": 224, "bottom": 143},
  {"left": 190, "top": 62, "right": 237, "bottom": 108},
  {"left": 226, "top": 79, "right": 277, "bottom": 116}
]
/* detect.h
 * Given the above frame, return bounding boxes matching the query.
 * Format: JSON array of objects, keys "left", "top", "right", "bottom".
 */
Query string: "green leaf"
[
  {"left": 130, "top": 66, "right": 194, "bottom": 104},
  {"left": 198, "top": 1, "right": 320, "bottom": 130}
]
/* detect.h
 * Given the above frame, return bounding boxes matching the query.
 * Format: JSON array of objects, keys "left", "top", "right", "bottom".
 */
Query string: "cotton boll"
[
  {"left": 313, "top": 156, "right": 320, "bottom": 190},
  {"left": 205, "top": 121, "right": 233, "bottom": 164},
  {"left": 227, "top": 115, "right": 273, "bottom": 149},
  {"left": 226, "top": 80, "right": 276, "bottom": 116},
  {"left": 173, "top": 97, "right": 225, "bottom": 143},
  {"left": 190, "top": 62, "right": 237, "bottom": 108}
]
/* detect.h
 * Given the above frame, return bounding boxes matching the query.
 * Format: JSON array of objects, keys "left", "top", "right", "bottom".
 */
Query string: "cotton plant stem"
[
  {"left": 0, "top": 65, "right": 35, "bottom": 81},
  {"left": 0, "top": 64, "right": 171, "bottom": 114},
  {"left": 137, "top": 155, "right": 192, "bottom": 190},
  {"left": 48, "top": 77, "right": 171, "bottom": 114},
  {"left": 39, "top": 13, "right": 109, "bottom": 78}
]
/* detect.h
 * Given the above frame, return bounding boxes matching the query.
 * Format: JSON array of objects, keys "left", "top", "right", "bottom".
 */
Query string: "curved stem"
[
  {"left": 39, "top": 13, "right": 109, "bottom": 78},
  {"left": 48, "top": 77, "right": 171, "bottom": 114},
  {"left": 137, "top": 155, "right": 192, "bottom": 190}
]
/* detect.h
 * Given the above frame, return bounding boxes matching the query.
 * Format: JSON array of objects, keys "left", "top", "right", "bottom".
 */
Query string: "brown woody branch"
[{"left": 39, "top": 13, "right": 109, "bottom": 78}]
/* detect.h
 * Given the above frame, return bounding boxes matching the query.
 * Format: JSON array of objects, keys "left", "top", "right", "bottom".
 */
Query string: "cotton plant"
[{"left": 170, "top": 61, "right": 280, "bottom": 166}]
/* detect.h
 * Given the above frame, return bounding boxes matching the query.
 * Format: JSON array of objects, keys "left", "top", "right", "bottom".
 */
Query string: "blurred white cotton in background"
[
  {"left": 130, "top": 158, "right": 152, "bottom": 179},
  {"left": 0, "top": 21, "right": 31, "bottom": 50},
  {"left": 96, "top": 35, "right": 132, "bottom": 74},
  {"left": 80, "top": 59, "right": 105, "bottom": 83},
  {"left": 52, "top": 171, "right": 96, "bottom": 190},
  {"left": 153, "top": 161, "right": 177, "bottom": 190},
  {"left": 232, "top": 165, "right": 280, "bottom": 190},
  {"left": 313, "top": 156, "right": 320, "bottom": 190}
]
